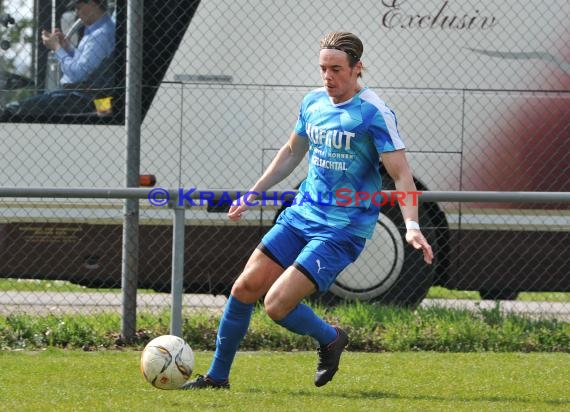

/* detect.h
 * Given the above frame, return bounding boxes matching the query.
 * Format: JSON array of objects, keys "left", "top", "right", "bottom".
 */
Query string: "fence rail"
[
  {"left": 0, "top": 187, "right": 568, "bottom": 338},
  {"left": 1, "top": 0, "right": 569, "bottom": 341},
  {"left": 2, "top": 187, "right": 569, "bottom": 203}
]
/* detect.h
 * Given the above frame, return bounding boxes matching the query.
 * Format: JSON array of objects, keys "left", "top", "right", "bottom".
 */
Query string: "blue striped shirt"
[{"left": 55, "top": 14, "right": 115, "bottom": 85}]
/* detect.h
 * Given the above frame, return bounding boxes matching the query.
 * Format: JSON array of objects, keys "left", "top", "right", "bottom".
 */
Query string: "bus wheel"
[
  {"left": 319, "top": 202, "right": 435, "bottom": 308},
  {"left": 479, "top": 290, "right": 519, "bottom": 300}
]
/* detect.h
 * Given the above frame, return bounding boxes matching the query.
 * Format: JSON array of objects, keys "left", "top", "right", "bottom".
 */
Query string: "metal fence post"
[
  {"left": 121, "top": 0, "right": 144, "bottom": 342},
  {"left": 170, "top": 200, "right": 185, "bottom": 337}
]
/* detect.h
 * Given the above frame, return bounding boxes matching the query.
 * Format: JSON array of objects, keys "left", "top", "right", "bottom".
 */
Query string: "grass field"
[
  {"left": 1, "top": 349, "right": 568, "bottom": 411},
  {"left": 2, "top": 279, "right": 568, "bottom": 411},
  {"left": 2, "top": 279, "right": 570, "bottom": 302}
]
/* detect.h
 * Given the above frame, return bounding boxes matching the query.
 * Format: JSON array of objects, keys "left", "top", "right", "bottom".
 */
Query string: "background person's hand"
[{"left": 41, "top": 28, "right": 65, "bottom": 51}]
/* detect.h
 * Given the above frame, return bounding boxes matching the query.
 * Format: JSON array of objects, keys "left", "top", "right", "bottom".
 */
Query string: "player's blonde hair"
[{"left": 320, "top": 32, "right": 364, "bottom": 67}]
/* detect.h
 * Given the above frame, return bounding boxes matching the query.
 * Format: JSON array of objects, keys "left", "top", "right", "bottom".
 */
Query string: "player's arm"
[
  {"left": 228, "top": 132, "right": 308, "bottom": 221},
  {"left": 381, "top": 149, "right": 433, "bottom": 264}
]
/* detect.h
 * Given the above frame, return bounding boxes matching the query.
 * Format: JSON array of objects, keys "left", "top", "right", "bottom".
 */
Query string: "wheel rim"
[{"left": 329, "top": 212, "right": 405, "bottom": 300}]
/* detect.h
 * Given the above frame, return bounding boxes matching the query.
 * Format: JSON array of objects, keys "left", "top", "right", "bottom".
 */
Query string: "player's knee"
[
  {"left": 263, "top": 294, "right": 287, "bottom": 321},
  {"left": 231, "top": 274, "right": 263, "bottom": 304},
  {"left": 264, "top": 301, "right": 284, "bottom": 321}
]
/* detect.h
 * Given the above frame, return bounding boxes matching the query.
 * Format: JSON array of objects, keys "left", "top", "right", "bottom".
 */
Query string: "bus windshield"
[{"left": 0, "top": 0, "right": 197, "bottom": 125}]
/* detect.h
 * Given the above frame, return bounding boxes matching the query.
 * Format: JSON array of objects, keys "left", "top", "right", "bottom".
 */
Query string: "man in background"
[
  {"left": 0, "top": 0, "right": 115, "bottom": 121},
  {"left": 42, "top": 0, "right": 115, "bottom": 88}
]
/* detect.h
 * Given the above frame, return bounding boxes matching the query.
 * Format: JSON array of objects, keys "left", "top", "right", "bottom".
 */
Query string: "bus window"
[
  {"left": 0, "top": 0, "right": 200, "bottom": 125},
  {"left": 0, "top": 0, "right": 125, "bottom": 125}
]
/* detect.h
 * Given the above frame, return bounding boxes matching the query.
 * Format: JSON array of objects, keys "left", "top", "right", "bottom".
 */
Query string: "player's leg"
[
  {"left": 182, "top": 222, "right": 306, "bottom": 390},
  {"left": 264, "top": 231, "right": 366, "bottom": 387},
  {"left": 205, "top": 250, "right": 283, "bottom": 382},
  {"left": 182, "top": 249, "right": 283, "bottom": 390},
  {"left": 264, "top": 265, "right": 349, "bottom": 387},
  {"left": 230, "top": 249, "right": 285, "bottom": 304},
  {"left": 265, "top": 266, "right": 339, "bottom": 346}
]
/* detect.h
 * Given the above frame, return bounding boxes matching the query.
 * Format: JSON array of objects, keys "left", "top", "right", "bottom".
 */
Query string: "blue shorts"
[{"left": 259, "top": 212, "right": 366, "bottom": 292}]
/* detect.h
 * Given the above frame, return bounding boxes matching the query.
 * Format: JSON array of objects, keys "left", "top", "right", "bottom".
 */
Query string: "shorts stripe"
[
  {"left": 257, "top": 243, "right": 285, "bottom": 268},
  {"left": 292, "top": 261, "right": 318, "bottom": 289}
]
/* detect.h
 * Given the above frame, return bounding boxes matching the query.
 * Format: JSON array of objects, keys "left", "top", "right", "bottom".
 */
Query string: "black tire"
[
  {"left": 479, "top": 290, "right": 519, "bottom": 301},
  {"left": 318, "top": 199, "right": 436, "bottom": 308}
]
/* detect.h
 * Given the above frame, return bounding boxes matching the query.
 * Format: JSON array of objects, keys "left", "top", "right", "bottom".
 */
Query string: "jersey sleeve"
[
  {"left": 361, "top": 89, "right": 406, "bottom": 153},
  {"left": 294, "top": 98, "right": 308, "bottom": 137},
  {"left": 370, "top": 106, "right": 406, "bottom": 153}
]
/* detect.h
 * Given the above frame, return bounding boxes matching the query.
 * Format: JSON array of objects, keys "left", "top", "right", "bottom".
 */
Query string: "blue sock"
[
  {"left": 275, "top": 303, "right": 337, "bottom": 346},
  {"left": 207, "top": 295, "right": 253, "bottom": 382}
]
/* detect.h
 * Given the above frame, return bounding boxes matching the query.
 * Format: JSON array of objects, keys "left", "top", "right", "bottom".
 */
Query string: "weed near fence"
[{"left": 1, "top": 302, "right": 568, "bottom": 352}]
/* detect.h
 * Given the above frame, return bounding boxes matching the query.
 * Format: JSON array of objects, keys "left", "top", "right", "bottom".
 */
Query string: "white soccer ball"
[{"left": 140, "top": 335, "right": 195, "bottom": 390}]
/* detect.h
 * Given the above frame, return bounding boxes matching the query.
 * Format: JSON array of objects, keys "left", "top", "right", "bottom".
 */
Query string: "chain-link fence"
[{"left": 0, "top": 1, "right": 568, "bottom": 322}]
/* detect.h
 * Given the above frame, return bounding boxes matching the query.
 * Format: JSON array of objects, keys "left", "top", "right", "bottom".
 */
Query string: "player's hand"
[
  {"left": 405, "top": 229, "right": 434, "bottom": 264},
  {"left": 227, "top": 193, "right": 257, "bottom": 221}
]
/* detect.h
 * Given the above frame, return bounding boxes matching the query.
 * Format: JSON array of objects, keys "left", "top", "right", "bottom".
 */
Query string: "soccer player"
[{"left": 182, "top": 31, "right": 433, "bottom": 390}]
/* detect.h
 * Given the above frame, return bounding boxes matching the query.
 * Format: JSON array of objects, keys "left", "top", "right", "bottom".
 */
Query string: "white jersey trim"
[{"left": 360, "top": 89, "right": 406, "bottom": 150}]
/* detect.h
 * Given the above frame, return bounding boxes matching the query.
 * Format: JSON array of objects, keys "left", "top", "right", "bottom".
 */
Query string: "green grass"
[
  {"left": 0, "top": 278, "right": 156, "bottom": 293},
  {"left": 427, "top": 286, "right": 570, "bottom": 302},
  {"left": 1, "top": 349, "right": 568, "bottom": 411},
  {"left": 0, "top": 278, "right": 91, "bottom": 292},
  {"left": 1, "top": 292, "right": 568, "bottom": 410},
  {"left": 2, "top": 279, "right": 569, "bottom": 302},
  {"left": 2, "top": 303, "right": 568, "bottom": 352}
]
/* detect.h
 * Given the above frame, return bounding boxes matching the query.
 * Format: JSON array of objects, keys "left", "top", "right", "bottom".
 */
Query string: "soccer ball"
[{"left": 140, "top": 335, "right": 195, "bottom": 390}]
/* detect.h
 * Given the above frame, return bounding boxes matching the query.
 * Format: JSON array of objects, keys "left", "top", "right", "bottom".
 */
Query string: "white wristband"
[{"left": 405, "top": 220, "right": 420, "bottom": 230}]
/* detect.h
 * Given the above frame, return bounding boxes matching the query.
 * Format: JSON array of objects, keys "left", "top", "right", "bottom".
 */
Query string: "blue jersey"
[{"left": 283, "top": 87, "right": 405, "bottom": 239}]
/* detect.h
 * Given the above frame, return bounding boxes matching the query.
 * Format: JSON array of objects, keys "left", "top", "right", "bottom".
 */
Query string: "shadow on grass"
[{"left": 246, "top": 387, "right": 569, "bottom": 406}]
